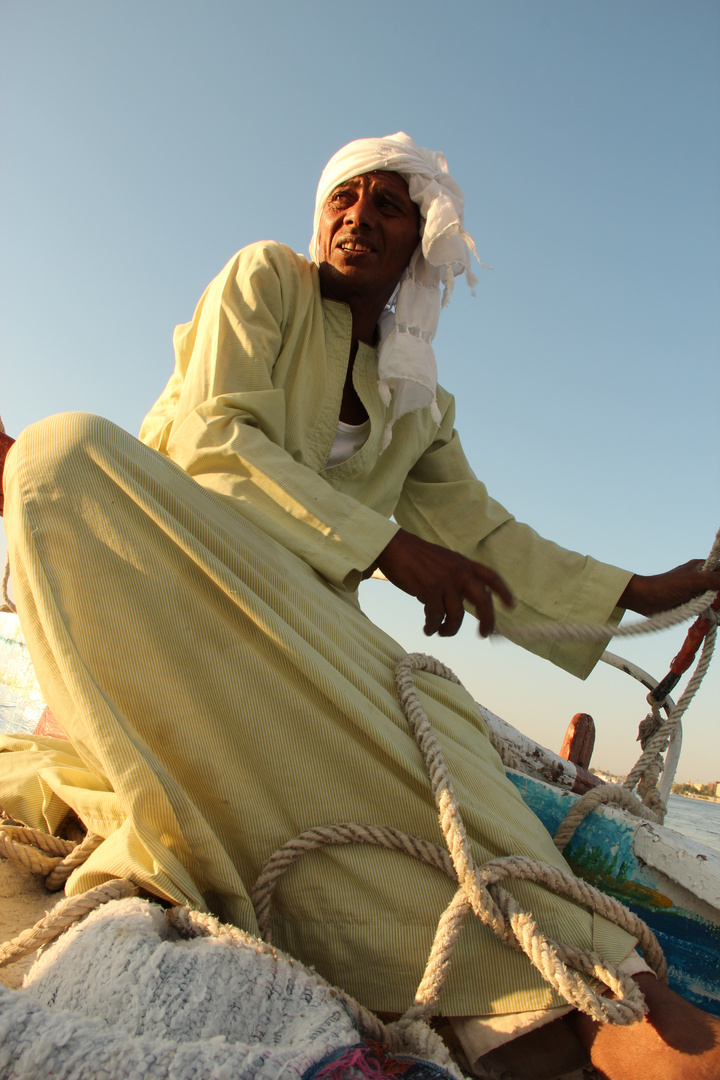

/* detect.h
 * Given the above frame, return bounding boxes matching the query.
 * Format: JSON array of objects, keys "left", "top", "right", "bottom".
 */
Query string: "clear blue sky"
[{"left": 1, "top": 1, "right": 718, "bottom": 780}]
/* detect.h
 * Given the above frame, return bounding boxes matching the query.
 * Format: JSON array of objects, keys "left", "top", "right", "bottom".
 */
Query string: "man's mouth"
[{"left": 337, "top": 239, "right": 374, "bottom": 253}]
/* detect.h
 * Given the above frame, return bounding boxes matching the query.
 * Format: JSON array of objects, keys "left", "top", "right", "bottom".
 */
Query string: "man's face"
[{"left": 316, "top": 171, "right": 421, "bottom": 309}]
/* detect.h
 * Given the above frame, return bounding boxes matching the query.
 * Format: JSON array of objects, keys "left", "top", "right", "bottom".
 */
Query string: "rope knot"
[
  {"left": 637, "top": 707, "right": 663, "bottom": 746},
  {"left": 247, "top": 654, "right": 667, "bottom": 1032}
]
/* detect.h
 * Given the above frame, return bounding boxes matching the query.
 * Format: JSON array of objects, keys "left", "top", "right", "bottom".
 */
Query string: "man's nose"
[{"left": 343, "top": 192, "right": 376, "bottom": 229}]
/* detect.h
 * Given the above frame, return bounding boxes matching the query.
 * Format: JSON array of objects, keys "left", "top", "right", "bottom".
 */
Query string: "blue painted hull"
[{"left": 508, "top": 770, "right": 720, "bottom": 1016}]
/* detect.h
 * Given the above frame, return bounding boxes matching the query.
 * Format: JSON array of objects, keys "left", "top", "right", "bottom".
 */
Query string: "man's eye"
[{"left": 375, "top": 191, "right": 408, "bottom": 214}]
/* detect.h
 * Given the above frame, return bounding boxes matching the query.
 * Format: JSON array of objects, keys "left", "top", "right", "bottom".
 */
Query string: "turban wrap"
[{"left": 310, "top": 132, "right": 479, "bottom": 449}]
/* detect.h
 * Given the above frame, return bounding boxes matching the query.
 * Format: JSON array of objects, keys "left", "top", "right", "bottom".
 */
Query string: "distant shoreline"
[{"left": 594, "top": 772, "right": 720, "bottom": 803}]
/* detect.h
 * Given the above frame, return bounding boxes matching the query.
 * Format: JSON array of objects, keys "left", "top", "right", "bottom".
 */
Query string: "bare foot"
[{"left": 567, "top": 973, "right": 720, "bottom": 1079}]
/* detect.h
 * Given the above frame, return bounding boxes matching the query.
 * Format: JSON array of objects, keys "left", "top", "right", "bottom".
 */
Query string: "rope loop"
[
  {"left": 0, "top": 878, "right": 138, "bottom": 968},
  {"left": 0, "top": 821, "right": 104, "bottom": 891},
  {"left": 553, "top": 785, "right": 662, "bottom": 852},
  {"left": 390, "top": 655, "right": 665, "bottom": 1023},
  {"left": 250, "top": 652, "right": 666, "bottom": 1032},
  {"left": 251, "top": 822, "right": 454, "bottom": 942},
  {"left": 622, "top": 614, "right": 716, "bottom": 816}
]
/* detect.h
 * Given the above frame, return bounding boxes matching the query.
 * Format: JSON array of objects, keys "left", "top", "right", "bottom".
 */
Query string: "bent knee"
[
  {"left": 12, "top": 413, "right": 127, "bottom": 476},
  {"left": 7, "top": 414, "right": 139, "bottom": 514}
]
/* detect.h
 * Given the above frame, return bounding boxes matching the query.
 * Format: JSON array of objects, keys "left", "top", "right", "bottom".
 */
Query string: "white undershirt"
[{"left": 326, "top": 419, "right": 370, "bottom": 467}]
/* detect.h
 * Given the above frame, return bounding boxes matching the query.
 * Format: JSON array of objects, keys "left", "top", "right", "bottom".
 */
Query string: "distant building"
[{"left": 715, "top": 782, "right": 720, "bottom": 798}]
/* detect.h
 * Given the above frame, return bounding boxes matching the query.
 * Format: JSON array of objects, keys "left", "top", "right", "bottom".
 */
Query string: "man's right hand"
[{"left": 375, "top": 528, "right": 515, "bottom": 638}]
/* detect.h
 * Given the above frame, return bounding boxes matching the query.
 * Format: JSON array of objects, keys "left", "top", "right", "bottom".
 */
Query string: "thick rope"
[
  {"left": 393, "top": 655, "right": 665, "bottom": 1021},
  {"left": 0, "top": 878, "right": 138, "bottom": 968},
  {"left": 581, "top": 557, "right": 719, "bottom": 825},
  {"left": 624, "top": 617, "right": 716, "bottom": 799},
  {"left": 44, "top": 831, "right": 104, "bottom": 890},
  {"left": 253, "top": 825, "right": 665, "bottom": 1023},
  {"left": 501, "top": 590, "right": 715, "bottom": 647},
  {"left": 0, "top": 829, "right": 70, "bottom": 877},
  {"left": 252, "top": 823, "right": 455, "bottom": 940},
  {"left": 514, "top": 529, "right": 719, "bottom": 821},
  {"left": 0, "top": 824, "right": 76, "bottom": 857},
  {"left": 553, "top": 785, "right": 662, "bottom": 852},
  {"left": 251, "top": 653, "right": 666, "bottom": 1032},
  {"left": 0, "top": 822, "right": 104, "bottom": 891}
]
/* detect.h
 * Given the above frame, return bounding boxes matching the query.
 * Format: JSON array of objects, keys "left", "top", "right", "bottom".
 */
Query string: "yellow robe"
[{"left": 0, "top": 242, "right": 635, "bottom": 1016}]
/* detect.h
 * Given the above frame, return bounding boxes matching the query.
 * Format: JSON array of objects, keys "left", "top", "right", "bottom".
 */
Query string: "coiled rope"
[
  {"left": 0, "top": 879, "right": 138, "bottom": 968},
  {"left": 251, "top": 654, "right": 665, "bottom": 1031},
  {"left": 0, "top": 820, "right": 104, "bottom": 893}
]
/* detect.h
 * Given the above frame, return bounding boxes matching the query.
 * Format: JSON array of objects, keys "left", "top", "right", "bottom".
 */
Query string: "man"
[{"left": 2, "top": 133, "right": 718, "bottom": 1078}]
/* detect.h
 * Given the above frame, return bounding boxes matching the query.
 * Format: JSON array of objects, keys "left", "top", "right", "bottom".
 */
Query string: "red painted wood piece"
[
  {"left": 650, "top": 591, "right": 720, "bottom": 703},
  {"left": 572, "top": 764, "right": 604, "bottom": 794},
  {"left": 670, "top": 591, "right": 720, "bottom": 675},
  {"left": 560, "top": 712, "right": 596, "bottom": 770},
  {"left": 0, "top": 431, "right": 16, "bottom": 516}
]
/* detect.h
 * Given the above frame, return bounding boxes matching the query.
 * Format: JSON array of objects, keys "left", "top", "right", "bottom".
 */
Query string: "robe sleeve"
[
  {"left": 139, "top": 243, "right": 397, "bottom": 591},
  {"left": 394, "top": 391, "right": 633, "bottom": 678}
]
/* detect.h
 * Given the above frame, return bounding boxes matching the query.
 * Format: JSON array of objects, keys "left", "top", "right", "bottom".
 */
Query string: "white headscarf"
[{"left": 310, "top": 132, "right": 478, "bottom": 449}]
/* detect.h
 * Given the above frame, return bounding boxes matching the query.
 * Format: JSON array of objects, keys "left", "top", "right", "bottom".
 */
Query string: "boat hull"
[{"left": 507, "top": 769, "right": 720, "bottom": 1016}]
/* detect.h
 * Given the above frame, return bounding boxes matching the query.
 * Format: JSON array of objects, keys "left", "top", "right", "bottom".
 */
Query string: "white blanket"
[{"left": 0, "top": 897, "right": 361, "bottom": 1080}]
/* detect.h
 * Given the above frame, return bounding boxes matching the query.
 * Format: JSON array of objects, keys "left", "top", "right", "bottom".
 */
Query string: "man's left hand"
[{"left": 619, "top": 560, "right": 720, "bottom": 617}]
